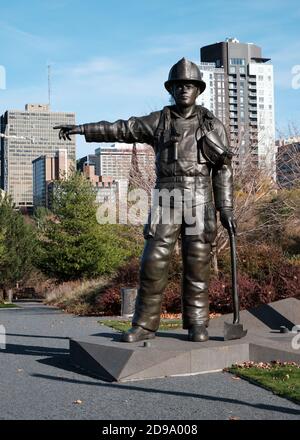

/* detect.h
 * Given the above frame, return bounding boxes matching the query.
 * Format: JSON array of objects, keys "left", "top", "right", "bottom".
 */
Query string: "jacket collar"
[{"left": 169, "top": 105, "right": 198, "bottom": 120}]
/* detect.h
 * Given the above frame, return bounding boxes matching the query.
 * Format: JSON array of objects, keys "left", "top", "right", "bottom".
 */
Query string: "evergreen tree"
[
  {"left": 0, "top": 194, "right": 36, "bottom": 295},
  {"left": 38, "top": 172, "right": 104, "bottom": 280}
]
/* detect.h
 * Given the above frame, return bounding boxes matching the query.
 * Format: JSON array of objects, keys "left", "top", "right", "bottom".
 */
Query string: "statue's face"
[{"left": 171, "top": 81, "right": 200, "bottom": 107}]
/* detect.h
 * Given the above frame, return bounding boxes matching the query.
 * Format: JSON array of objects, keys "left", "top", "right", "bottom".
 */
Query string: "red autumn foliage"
[
  {"left": 96, "top": 242, "right": 300, "bottom": 316},
  {"left": 97, "top": 287, "right": 121, "bottom": 316}
]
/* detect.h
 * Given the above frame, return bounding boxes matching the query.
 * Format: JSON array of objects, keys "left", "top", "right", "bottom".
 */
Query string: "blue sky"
[{"left": 0, "top": 0, "right": 299, "bottom": 158}]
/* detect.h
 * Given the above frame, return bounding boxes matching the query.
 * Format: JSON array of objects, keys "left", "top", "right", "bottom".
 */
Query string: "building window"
[
  {"left": 229, "top": 66, "right": 236, "bottom": 74},
  {"left": 229, "top": 58, "right": 245, "bottom": 65},
  {"left": 258, "top": 75, "right": 264, "bottom": 81},
  {"left": 239, "top": 66, "right": 246, "bottom": 74}
]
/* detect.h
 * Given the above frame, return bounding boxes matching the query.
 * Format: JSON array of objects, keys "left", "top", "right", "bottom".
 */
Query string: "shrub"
[
  {"left": 96, "top": 241, "right": 300, "bottom": 316},
  {"left": 96, "top": 288, "right": 121, "bottom": 316},
  {"left": 219, "top": 241, "right": 299, "bottom": 282},
  {"left": 105, "top": 256, "right": 141, "bottom": 285},
  {"left": 96, "top": 225, "right": 143, "bottom": 276},
  {"left": 46, "top": 240, "right": 300, "bottom": 317},
  {"left": 162, "top": 284, "right": 182, "bottom": 313},
  {"left": 209, "top": 273, "right": 261, "bottom": 313}
]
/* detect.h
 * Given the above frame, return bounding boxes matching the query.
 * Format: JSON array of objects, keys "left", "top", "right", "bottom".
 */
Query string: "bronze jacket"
[{"left": 82, "top": 105, "right": 233, "bottom": 210}]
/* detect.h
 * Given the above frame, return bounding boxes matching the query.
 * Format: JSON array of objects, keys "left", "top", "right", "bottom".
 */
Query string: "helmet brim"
[{"left": 164, "top": 79, "right": 206, "bottom": 94}]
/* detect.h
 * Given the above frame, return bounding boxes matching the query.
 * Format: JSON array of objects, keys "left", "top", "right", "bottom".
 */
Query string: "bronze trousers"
[{"left": 132, "top": 204, "right": 215, "bottom": 331}]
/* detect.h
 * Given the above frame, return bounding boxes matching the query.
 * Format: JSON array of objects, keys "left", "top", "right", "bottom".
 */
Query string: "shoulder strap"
[
  {"left": 196, "top": 105, "right": 215, "bottom": 136},
  {"left": 155, "top": 106, "right": 171, "bottom": 136}
]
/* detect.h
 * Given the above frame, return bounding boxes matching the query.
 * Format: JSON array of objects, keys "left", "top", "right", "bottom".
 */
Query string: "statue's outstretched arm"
[{"left": 54, "top": 111, "right": 161, "bottom": 146}]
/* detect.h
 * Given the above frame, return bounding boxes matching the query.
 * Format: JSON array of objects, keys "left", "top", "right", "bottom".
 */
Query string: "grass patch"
[
  {"left": 0, "top": 303, "right": 19, "bottom": 308},
  {"left": 227, "top": 362, "right": 300, "bottom": 404},
  {"left": 99, "top": 319, "right": 182, "bottom": 333}
]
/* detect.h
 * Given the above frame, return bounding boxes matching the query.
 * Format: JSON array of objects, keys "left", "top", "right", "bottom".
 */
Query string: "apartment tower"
[{"left": 200, "top": 38, "right": 275, "bottom": 176}]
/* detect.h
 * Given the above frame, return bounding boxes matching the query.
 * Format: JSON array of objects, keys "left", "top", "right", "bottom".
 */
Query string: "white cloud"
[
  {"left": 55, "top": 58, "right": 122, "bottom": 77},
  {"left": 0, "top": 21, "right": 70, "bottom": 53},
  {"left": 0, "top": 22, "right": 42, "bottom": 43},
  {"left": 52, "top": 56, "right": 169, "bottom": 101}
]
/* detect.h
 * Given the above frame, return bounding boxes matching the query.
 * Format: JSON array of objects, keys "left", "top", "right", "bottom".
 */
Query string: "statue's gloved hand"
[
  {"left": 53, "top": 124, "right": 83, "bottom": 141},
  {"left": 219, "top": 208, "right": 237, "bottom": 234}
]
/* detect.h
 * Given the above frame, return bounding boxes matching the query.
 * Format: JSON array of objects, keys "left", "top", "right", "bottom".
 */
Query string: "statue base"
[{"left": 69, "top": 298, "right": 300, "bottom": 382}]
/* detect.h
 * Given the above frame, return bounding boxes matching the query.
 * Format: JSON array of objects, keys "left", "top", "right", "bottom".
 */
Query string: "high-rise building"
[
  {"left": 32, "top": 149, "right": 70, "bottom": 208},
  {"left": 197, "top": 62, "right": 226, "bottom": 125},
  {"left": 77, "top": 154, "right": 99, "bottom": 175},
  {"left": 200, "top": 38, "right": 276, "bottom": 176},
  {"left": 81, "top": 163, "right": 119, "bottom": 204},
  {"left": 0, "top": 104, "right": 76, "bottom": 209},
  {"left": 83, "top": 142, "right": 155, "bottom": 181}
]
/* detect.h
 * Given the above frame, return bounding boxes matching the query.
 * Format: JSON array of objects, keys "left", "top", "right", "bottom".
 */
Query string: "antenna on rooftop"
[{"left": 48, "top": 64, "right": 51, "bottom": 108}]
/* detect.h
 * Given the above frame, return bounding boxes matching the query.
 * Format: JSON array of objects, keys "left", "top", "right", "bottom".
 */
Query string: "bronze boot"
[
  {"left": 121, "top": 326, "right": 156, "bottom": 343},
  {"left": 188, "top": 324, "right": 209, "bottom": 342}
]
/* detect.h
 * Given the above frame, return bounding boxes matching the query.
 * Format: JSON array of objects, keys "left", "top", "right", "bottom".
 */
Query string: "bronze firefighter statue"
[{"left": 55, "top": 58, "right": 236, "bottom": 343}]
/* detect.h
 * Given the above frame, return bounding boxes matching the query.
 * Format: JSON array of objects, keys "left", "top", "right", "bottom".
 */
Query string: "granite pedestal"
[{"left": 70, "top": 298, "right": 300, "bottom": 382}]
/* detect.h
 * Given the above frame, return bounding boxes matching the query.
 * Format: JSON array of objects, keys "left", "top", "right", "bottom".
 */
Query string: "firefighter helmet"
[{"left": 164, "top": 58, "right": 206, "bottom": 94}]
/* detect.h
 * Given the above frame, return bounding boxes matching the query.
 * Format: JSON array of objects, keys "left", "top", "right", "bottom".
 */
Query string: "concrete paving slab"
[{"left": 1, "top": 301, "right": 299, "bottom": 419}]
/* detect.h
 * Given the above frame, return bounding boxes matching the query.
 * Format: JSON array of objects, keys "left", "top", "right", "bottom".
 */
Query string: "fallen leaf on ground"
[
  {"left": 17, "top": 369, "right": 23, "bottom": 373},
  {"left": 159, "top": 312, "right": 222, "bottom": 320},
  {"left": 231, "top": 375, "right": 241, "bottom": 380},
  {"left": 73, "top": 399, "right": 83, "bottom": 405},
  {"left": 160, "top": 313, "right": 182, "bottom": 319}
]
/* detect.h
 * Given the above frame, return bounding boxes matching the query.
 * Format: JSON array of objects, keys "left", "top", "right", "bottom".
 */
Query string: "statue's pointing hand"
[{"left": 53, "top": 124, "right": 83, "bottom": 141}]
